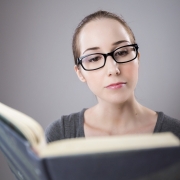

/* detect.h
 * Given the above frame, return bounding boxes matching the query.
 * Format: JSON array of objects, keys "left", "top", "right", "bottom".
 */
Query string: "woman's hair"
[{"left": 72, "top": 10, "right": 136, "bottom": 65}]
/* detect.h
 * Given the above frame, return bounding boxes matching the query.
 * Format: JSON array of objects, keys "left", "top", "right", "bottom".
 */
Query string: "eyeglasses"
[{"left": 77, "top": 44, "right": 139, "bottom": 71}]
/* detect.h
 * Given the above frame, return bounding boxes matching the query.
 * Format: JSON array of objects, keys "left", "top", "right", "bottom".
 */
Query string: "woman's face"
[{"left": 75, "top": 18, "right": 139, "bottom": 105}]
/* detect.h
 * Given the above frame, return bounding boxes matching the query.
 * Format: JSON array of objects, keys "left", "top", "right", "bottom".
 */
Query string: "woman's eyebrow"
[
  {"left": 83, "top": 40, "right": 129, "bottom": 54},
  {"left": 112, "top": 40, "right": 129, "bottom": 46},
  {"left": 83, "top": 47, "right": 100, "bottom": 54}
]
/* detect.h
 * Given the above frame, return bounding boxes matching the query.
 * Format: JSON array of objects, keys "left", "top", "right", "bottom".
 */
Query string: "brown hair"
[{"left": 72, "top": 10, "right": 136, "bottom": 65}]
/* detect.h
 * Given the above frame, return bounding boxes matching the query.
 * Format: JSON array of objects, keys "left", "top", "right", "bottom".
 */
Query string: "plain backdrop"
[{"left": 0, "top": 1, "right": 180, "bottom": 179}]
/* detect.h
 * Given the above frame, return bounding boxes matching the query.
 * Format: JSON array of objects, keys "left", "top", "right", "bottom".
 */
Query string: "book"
[{"left": 0, "top": 102, "right": 180, "bottom": 180}]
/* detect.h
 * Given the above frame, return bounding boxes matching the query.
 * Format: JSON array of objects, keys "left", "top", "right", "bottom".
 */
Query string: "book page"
[
  {"left": 40, "top": 132, "right": 180, "bottom": 157},
  {"left": 0, "top": 102, "right": 46, "bottom": 151}
]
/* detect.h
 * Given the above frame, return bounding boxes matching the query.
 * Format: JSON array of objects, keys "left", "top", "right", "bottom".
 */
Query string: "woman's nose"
[{"left": 105, "top": 56, "right": 120, "bottom": 76}]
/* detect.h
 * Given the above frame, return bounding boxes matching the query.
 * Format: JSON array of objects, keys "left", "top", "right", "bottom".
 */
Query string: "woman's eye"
[
  {"left": 115, "top": 50, "right": 128, "bottom": 57},
  {"left": 88, "top": 56, "right": 101, "bottom": 62}
]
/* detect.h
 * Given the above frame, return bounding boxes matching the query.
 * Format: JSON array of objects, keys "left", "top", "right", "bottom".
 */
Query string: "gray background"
[{"left": 0, "top": 0, "right": 180, "bottom": 179}]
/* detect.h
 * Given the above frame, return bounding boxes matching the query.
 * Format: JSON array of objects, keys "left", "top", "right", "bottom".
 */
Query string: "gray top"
[{"left": 45, "top": 109, "right": 180, "bottom": 143}]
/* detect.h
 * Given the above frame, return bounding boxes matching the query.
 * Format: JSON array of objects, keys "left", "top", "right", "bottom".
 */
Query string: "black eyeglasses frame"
[{"left": 77, "top": 44, "right": 139, "bottom": 71}]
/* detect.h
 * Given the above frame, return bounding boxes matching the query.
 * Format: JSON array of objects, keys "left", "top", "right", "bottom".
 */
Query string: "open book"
[{"left": 0, "top": 102, "right": 180, "bottom": 180}]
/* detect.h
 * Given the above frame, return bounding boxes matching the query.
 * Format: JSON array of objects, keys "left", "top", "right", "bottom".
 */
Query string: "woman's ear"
[{"left": 74, "top": 65, "right": 86, "bottom": 82}]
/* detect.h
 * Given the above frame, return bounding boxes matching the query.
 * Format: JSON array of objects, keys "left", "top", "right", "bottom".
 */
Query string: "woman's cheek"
[
  {"left": 85, "top": 72, "right": 103, "bottom": 95},
  {"left": 123, "top": 61, "right": 139, "bottom": 86}
]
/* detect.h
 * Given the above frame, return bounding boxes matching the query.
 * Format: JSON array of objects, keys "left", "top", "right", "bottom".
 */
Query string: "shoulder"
[
  {"left": 45, "top": 109, "right": 86, "bottom": 143},
  {"left": 154, "top": 112, "right": 180, "bottom": 139}
]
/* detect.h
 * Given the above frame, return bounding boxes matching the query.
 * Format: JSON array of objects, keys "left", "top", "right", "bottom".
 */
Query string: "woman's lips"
[{"left": 105, "top": 82, "right": 126, "bottom": 89}]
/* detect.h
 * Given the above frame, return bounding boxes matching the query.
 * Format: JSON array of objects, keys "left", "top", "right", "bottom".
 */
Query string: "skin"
[{"left": 74, "top": 18, "right": 157, "bottom": 137}]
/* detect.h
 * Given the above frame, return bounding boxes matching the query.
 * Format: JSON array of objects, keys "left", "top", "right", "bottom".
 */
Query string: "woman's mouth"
[{"left": 105, "top": 82, "right": 126, "bottom": 89}]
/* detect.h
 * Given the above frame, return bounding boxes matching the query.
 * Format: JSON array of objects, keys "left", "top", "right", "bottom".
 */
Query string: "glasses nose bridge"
[{"left": 104, "top": 51, "right": 115, "bottom": 62}]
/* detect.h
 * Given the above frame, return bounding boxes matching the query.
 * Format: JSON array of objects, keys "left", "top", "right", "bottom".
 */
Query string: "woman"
[{"left": 46, "top": 10, "right": 180, "bottom": 142}]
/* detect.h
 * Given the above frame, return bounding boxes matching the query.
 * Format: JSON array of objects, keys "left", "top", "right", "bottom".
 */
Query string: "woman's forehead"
[{"left": 78, "top": 18, "right": 131, "bottom": 54}]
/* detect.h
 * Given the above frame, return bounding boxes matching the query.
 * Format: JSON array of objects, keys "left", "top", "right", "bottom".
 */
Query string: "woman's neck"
[
  {"left": 84, "top": 97, "right": 157, "bottom": 136},
  {"left": 85, "top": 96, "right": 145, "bottom": 133},
  {"left": 96, "top": 96, "right": 141, "bottom": 123}
]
